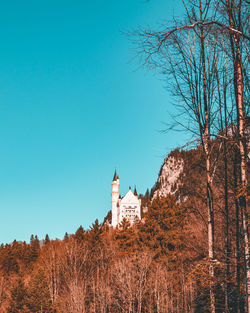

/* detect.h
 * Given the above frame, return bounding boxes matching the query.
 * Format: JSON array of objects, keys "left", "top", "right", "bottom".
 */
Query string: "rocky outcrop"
[{"left": 152, "top": 153, "right": 184, "bottom": 199}]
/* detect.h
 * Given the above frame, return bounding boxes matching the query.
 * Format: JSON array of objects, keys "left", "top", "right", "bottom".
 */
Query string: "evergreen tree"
[
  {"left": 22, "top": 241, "right": 33, "bottom": 267},
  {"left": 44, "top": 234, "right": 50, "bottom": 245},
  {"left": 114, "top": 218, "right": 138, "bottom": 255},
  {"left": 103, "top": 210, "right": 112, "bottom": 225},
  {"left": 86, "top": 219, "right": 103, "bottom": 248},
  {"left": 30, "top": 235, "right": 34, "bottom": 244},
  {"left": 29, "top": 235, "right": 40, "bottom": 262},
  {"left": 7, "top": 278, "right": 30, "bottom": 313},
  {"left": 11, "top": 240, "right": 22, "bottom": 259},
  {"left": 139, "top": 195, "right": 184, "bottom": 261},
  {"left": 140, "top": 189, "right": 150, "bottom": 217},
  {"left": 0, "top": 244, "right": 19, "bottom": 274},
  {"left": 26, "top": 269, "right": 55, "bottom": 313},
  {"left": 63, "top": 232, "right": 69, "bottom": 241},
  {"left": 75, "top": 225, "right": 85, "bottom": 242}
]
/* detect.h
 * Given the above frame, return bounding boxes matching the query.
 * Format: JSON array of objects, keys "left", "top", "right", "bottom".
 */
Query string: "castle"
[{"left": 111, "top": 170, "right": 141, "bottom": 227}]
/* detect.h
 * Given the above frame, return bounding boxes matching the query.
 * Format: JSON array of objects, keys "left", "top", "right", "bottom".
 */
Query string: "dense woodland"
[
  {"left": 0, "top": 140, "right": 249, "bottom": 312},
  {"left": 0, "top": 0, "right": 249, "bottom": 312}
]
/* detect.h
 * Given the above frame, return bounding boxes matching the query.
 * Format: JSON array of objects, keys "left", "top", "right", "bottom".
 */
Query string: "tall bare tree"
[
  {"left": 220, "top": 2, "right": 250, "bottom": 311},
  {"left": 136, "top": 1, "right": 221, "bottom": 311},
  {"left": 135, "top": 0, "right": 249, "bottom": 311}
]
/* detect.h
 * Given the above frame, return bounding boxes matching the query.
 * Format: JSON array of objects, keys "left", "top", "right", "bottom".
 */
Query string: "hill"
[{"left": 0, "top": 141, "right": 247, "bottom": 312}]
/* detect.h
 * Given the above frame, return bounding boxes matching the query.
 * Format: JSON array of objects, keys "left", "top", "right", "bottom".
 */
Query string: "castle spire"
[
  {"left": 134, "top": 185, "right": 137, "bottom": 196},
  {"left": 113, "top": 169, "right": 118, "bottom": 181}
]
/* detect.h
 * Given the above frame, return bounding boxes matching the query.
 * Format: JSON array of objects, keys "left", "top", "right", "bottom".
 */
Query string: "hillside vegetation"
[{"left": 0, "top": 139, "right": 248, "bottom": 312}]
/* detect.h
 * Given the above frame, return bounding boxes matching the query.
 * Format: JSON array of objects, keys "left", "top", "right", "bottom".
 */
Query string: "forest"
[
  {"left": 0, "top": 0, "right": 249, "bottom": 312},
  {"left": 0, "top": 139, "right": 248, "bottom": 312}
]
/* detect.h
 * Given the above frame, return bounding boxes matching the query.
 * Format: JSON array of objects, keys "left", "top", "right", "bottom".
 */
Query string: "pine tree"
[
  {"left": 86, "top": 219, "right": 103, "bottom": 248},
  {"left": 22, "top": 241, "right": 31, "bottom": 267},
  {"left": 26, "top": 269, "right": 55, "bottom": 313},
  {"left": 63, "top": 232, "right": 69, "bottom": 241},
  {"left": 30, "top": 235, "right": 40, "bottom": 262},
  {"left": 140, "top": 189, "right": 150, "bottom": 217},
  {"left": 139, "top": 195, "right": 184, "bottom": 261},
  {"left": 30, "top": 235, "right": 34, "bottom": 244},
  {"left": 44, "top": 234, "right": 50, "bottom": 245},
  {"left": 75, "top": 225, "right": 85, "bottom": 242},
  {"left": 114, "top": 218, "right": 138, "bottom": 255},
  {"left": 0, "top": 244, "right": 19, "bottom": 274},
  {"left": 7, "top": 278, "right": 30, "bottom": 313}
]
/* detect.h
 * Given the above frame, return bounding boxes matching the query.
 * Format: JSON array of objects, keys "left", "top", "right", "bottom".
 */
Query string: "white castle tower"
[
  {"left": 111, "top": 170, "right": 120, "bottom": 227},
  {"left": 111, "top": 170, "right": 141, "bottom": 227}
]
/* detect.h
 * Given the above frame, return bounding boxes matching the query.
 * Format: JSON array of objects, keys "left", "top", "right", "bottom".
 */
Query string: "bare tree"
[
  {"left": 149, "top": 263, "right": 171, "bottom": 313},
  {"left": 220, "top": 2, "right": 250, "bottom": 311},
  {"left": 59, "top": 239, "right": 89, "bottom": 313},
  {"left": 111, "top": 253, "right": 152, "bottom": 313},
  {"left": 40, "top": 241, "right": 62, "bottom": 304},
  {"left": 135, "top": 0, "right": 249, "bottom": 311},
  {"left": 136, "top": 2, "right": 220, "bottom": 311}
]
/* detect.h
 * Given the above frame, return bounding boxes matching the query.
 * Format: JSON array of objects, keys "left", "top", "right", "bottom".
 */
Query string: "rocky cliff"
[
  {"left": 150, "top": 147, "right": 206, "bottom": 202},
  {"left": 152, "top": 154, "right": 184, "bottom": 199}
]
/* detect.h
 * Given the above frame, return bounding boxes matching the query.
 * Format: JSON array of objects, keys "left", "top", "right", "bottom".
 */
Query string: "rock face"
[{"left": 152, "top": 154, "right": 184, "bottom": 199}]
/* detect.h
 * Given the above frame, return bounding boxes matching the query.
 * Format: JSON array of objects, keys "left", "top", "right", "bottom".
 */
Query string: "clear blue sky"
[{"left": 0, "top": 0, "right": 188, "bottom": 243}]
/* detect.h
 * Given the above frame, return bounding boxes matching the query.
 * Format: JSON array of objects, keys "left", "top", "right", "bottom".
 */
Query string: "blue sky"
[{"left": 0, "top": 0, "right": 188, "bottom": 243}]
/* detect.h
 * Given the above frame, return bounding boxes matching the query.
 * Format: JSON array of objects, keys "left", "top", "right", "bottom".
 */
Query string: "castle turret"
[
  {"left": 133, "top": 185, "right": 137, "bottom": 196},
  {"left": 111, "top": 170, "right": 120, "bottom": 227}
]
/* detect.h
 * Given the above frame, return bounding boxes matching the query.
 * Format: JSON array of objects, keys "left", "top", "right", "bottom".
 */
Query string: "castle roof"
[
  {"left": 133, "top": 186, "right": 137, "bottom": 196},
  {"left": 113, "top": 170, "right": 118, "bottom": 181},
  {"left": 120, "top": 189, "right": 140, "bottom": 205}
]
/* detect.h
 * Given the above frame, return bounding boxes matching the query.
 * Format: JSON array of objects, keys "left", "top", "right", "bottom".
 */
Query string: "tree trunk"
[
  {"left": 199, "top": 1, "right": 215, "bottom": 311},
  {"left": 225, "top": 2, "right": 249, "bottom": 311}
]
